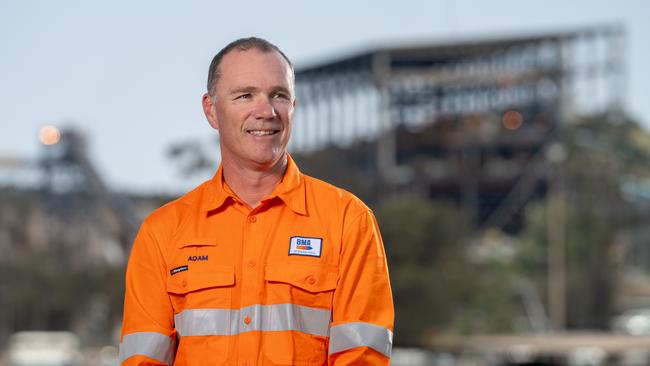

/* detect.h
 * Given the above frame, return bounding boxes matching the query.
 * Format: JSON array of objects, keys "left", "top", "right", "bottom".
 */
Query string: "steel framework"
[{"left": 292, "top": 25, "right": 625, "bottom": 231}]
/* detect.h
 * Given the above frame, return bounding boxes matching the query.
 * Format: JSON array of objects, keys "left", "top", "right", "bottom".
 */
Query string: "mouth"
[{"left": 246, "top": 129, "right": 279, "bottom": 137}]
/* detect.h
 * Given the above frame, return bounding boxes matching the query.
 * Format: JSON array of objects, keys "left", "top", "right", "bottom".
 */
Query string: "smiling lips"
[{"left": 246, "top": 129, "right": 279, "bottom": 136}]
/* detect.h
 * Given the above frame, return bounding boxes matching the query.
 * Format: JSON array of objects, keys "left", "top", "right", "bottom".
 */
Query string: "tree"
[
  {"left": 376, "top": 196, "right": 522, "bottom": 346},
  {"left": 518, "top": 113, "right": 650, "bottom": 330}
]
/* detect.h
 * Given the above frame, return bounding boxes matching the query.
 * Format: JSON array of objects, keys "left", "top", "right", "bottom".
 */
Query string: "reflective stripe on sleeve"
[
  {"left": 175, "top": 303, "right": 331, "bottom": 337},
  {"left": 119, "top": 331, "right": 175, "bottom": 365},
  {"left": 328, "top": 322, "right": 393, "bottom": 358}
]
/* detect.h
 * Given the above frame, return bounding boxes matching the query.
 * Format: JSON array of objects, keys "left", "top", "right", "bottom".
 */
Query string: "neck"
[{"left": 221, "top": 154, "right": 288, "bottom": 209}]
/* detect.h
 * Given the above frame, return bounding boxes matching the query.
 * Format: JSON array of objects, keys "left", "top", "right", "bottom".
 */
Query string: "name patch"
[
  {"left": 170, "top": 265, "right": 188, "bottom": 275},
  {"left": 289, "top": 236, "right": 322, "bottom": 257},
  {"left": 188, "top": 255, "right": 208, "bottom": 261}
]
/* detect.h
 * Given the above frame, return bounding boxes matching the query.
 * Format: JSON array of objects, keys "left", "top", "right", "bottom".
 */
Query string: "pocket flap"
[
  {"left": 176, "top": 237, "right": 218, "bottom": 249},
  {"left": 265, "top": 263, "right": 337, "bottom": 293},
  {"left": 167, "top": 264, "right": 234, "bottom": 294}
]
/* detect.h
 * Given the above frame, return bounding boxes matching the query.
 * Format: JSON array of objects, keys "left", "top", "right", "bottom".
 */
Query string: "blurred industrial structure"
[
  {"left": 0, "top": 127, "right": 162, "bottom": 354},
  {"left": 290, "top": 27, "right": 630, "bottom": 340},
  {"left": 292, "top": 24, "right": 625, "bottom": 232},
  {"left": 0, "top": 127, "right": 143, "bottom": 269},
  {"left": 39, "top": 128, "right": 140, "bottom": 256}
]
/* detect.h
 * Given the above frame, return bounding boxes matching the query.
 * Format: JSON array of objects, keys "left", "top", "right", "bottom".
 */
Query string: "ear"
[{"left": 202, "top": 93, "right": 219, "bottom": 130}]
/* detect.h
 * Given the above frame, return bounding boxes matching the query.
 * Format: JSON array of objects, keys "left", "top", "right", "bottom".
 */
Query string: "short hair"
[{"left": 206, "top": 37, "right": 293, "bottom": 97}]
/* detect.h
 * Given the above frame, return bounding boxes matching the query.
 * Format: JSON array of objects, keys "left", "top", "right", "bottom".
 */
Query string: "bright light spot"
[
  {"left": 39, "top": 125, "right": 61, "bottom": 145},
  {"left": 502, "top": 110, "right": 523, "bottom": 130}
]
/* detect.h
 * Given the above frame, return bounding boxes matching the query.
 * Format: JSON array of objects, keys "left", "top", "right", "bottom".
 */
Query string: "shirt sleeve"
[
  {"left": 119, "top": 221, "right": 176, "bottom": 366},
  {"left": 328, "top": 209, "right": 394, "bottom": 365}
]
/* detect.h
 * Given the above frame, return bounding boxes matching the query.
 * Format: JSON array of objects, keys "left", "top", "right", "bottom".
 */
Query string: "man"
[{"left": 119, "top": 37, "right": 393, "bottom": 365}]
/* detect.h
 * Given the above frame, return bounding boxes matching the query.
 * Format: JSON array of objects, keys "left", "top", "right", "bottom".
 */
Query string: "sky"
[{"left": 1, "top": 0, "right": 648, "bottom": 195}]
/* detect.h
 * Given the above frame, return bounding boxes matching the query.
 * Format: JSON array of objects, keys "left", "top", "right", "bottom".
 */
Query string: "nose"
[{"left": 254, "top": 98, "right": 276, "bottom": 120}]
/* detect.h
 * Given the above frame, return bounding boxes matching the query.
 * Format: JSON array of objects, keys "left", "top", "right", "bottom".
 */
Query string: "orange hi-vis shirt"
[{"left": 119, "top": 155, "right": 394, "bottom": 365}]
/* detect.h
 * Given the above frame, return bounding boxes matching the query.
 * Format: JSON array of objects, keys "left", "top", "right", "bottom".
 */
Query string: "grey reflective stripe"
[
  {"left": 329, "top": 322, "right": 393, "bottom": 358},
  {"left": 119, "top": 331, "right": 175, "bottom": 365},
  {"left": 175, "top": 303, "right": 331, "bottom": 337}
]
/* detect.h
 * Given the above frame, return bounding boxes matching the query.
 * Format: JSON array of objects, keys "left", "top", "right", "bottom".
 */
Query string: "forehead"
[{"left": 217, "top": 49, "right": 294, "bottom": 90}]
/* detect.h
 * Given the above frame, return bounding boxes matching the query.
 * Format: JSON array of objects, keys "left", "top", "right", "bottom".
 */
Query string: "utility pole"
[
  {"left": 372, "top": 51, "right": 398, "bottom": 197},
  {"left": 546, "top": 142, "right": 567, "bottom": 330}
]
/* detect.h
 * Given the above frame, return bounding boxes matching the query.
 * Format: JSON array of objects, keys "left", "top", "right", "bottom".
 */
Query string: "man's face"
[{"left": 203, "top": 49, "right": 295, "bottom": 170}]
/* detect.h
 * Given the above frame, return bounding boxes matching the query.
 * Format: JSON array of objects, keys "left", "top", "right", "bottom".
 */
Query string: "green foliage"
[
  {"left": 0, "top": 249, "right": 124, "bottom": 344},
  {"left": 516, "top": 113, "right": 650, "bottom": 330},
  {"left": 376, "top": 196, "right": 522, "bottom": 346},
  {"left": 519, "top": 194, "right": 619, "bottom": 329}
]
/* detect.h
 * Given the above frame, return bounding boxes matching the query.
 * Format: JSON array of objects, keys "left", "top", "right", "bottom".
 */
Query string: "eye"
[
  {"left": 235, "top": 93, "right": 252, "bottom": 100},
  {"left": 272, "top": 92, "right": 290, "bottom": 100}
]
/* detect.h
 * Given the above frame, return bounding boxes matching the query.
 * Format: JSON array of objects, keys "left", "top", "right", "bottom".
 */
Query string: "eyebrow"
[
  {"left": 270, "top": 86, "right": 292, "bottom": 95},
  {"left": 227, "top": 85, "right": 293, "bottom": 96},
  {"left": 228, "top": 86, "right": 258, "bottom": 96}
]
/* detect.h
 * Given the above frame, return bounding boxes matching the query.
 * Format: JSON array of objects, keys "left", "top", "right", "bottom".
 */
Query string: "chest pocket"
[
  {"left": 167, "top": 264, "right": 234, "bottom": 366},
  {"left": 265, "top": 263, "right": 337, "bottom": 293},
  {"left": 263, "top": 263, "right": 337, "bottom": 365},
  {"left": 167, "top": 237, "right": 233, "bottom": 307},
  {"left": 167, "top": 264, "right": 234, "bottom": 293},
  {"left": 166, "top": 263, "right": 235, "bottom": 309}
]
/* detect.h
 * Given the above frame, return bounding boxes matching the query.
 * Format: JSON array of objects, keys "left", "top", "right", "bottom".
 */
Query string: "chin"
[
  {"left": 252, "top": 151, "right": 286, "bottom": 166},
  {"left": 247, "top": 153, "right": 277, "bottom": 164}
]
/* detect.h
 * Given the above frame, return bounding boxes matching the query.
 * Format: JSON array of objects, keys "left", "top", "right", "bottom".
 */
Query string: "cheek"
[
  {"left": 277, "top": 105, "right": 294, "bottom": 124},
  {"left": 217, "top": 104, "right": 250, "bottom": 122},
  {"left": 217, "top": 112, "right": 248, "bottom": 133},
  {"left": 272, "top": 100, "right": 292, "bottom": 113}
]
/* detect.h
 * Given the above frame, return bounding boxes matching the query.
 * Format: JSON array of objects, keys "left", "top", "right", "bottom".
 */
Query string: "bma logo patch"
[
  {"left": 289, "top": 236, "right": 322, "bottom": 257},
  {"left": 188, "top": 255, "right": 208, "bottom": 261}
]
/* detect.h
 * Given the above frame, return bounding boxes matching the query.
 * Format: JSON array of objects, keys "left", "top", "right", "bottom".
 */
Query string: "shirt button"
[
  {"left": 248, "top": 260, "right": 256, "bottom": 268},
  {"left": 248, "top": 216, "right": 257, "bottom": 223},
  {"left": 244, "top": 316, "right": 252, "bottom": 325},
  {"left": 181, "top": 279, "right": 187, "bottom": 287},
  {"left": 307, "top": 276, "right": 316, "bottom": 285}
]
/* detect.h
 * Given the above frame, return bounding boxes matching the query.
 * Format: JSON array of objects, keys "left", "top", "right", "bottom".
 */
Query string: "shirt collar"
[{"left": 200, "top": 154, "right": 306, "bottom": 215}]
